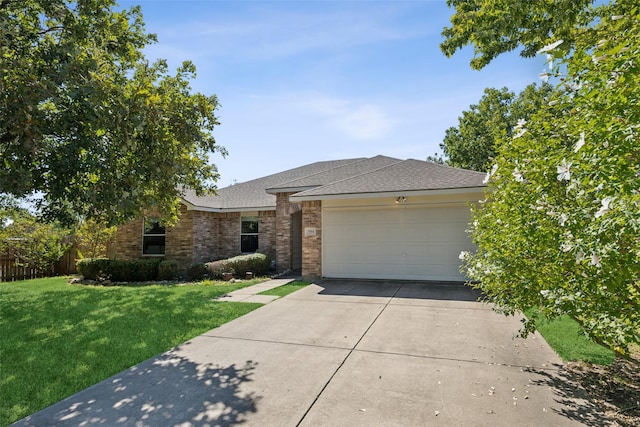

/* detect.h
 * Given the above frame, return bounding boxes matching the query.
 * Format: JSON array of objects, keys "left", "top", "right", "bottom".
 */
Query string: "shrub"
[
  {"left": 77, "top": 258, "right": 110, "bottom": 280},
  {"left": 158, "top": 260, "right": 180, "bottom": 280},
  {"left": 206, "top": 253, "right": 270, "bottom": 279},
  {"left": 205, "top": 259, "right": 229, "bottom": 279},
  {"left": 109, "top": 259, "right": 161, "bottom": 282},
  {"left": 187, "top": 263, "right": 207, "bottom": 281},
  {"left": 77, "top": 258, "right": 161, "bottom": 282}
]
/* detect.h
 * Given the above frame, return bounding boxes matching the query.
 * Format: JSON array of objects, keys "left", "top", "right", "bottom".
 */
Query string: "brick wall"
[
  {"left": 302, "top": 200, "right": 322, "bottom": 280},
  {"left": 111, "top": 217, "right": 144, "bottom": 260},
  {"left": 217, "top": 212, "right": 241, "bottom": 259},
  {"left": 165, "top": 204, "right": 194, "bottom": 265},
  {"left": 192, "top": 210, "right": 219, "bottom": 263},
  {"left": 110, "top": 205, "right": 278, "bottom": 268},
  {"left": 275, "top": 192, "right": 302, "bottom": 271},
  {"left": 259, "top": 210, "right": 276, "bottom": 261},
  {"left": 110, "top": 205, "right": 195, "bottom": 265}
]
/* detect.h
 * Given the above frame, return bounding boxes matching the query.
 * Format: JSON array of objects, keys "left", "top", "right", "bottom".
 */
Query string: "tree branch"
[
  {"left": 38, "top": 26, "right": 64, "bottom": 36},
  {"left": 0, "top": 0, "right": 18, "bottom": 11}
]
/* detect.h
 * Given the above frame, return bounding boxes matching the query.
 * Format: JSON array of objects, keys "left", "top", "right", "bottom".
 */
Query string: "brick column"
[
  {"left": 302, "top": 200, "right": 322, "bottom": 280},
  {"left": 258, "top": 210, "right": 276, "bottom": 261},
  {"left": 275, "top": 192, "right": 301, "bottom": 271}
]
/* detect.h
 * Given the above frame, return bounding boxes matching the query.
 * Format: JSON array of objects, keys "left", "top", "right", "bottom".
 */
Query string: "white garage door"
[{"left": 322, "top": 205, "right": 474, "bottom": 281}]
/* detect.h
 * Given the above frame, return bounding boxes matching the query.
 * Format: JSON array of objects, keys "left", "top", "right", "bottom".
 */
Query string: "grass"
[
  {"left": 525, "top": 308, "right": 615, "bottom": 365},
  {"left": 258, "top": 281, "right": 311, "bottom": 297},
  {"left": 0, "top": 276, "right": 267, "bottom": 426}
]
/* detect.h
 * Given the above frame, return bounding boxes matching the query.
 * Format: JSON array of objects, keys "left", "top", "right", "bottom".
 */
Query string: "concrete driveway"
[{"left": 15, "top": 280, "right": 609, "bottom": 426}]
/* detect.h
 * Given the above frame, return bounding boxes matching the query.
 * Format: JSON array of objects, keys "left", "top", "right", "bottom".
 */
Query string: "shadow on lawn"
[
  {"left": 15, "top": 352, "right": 260, "bottom": 426},
  {"left": 1, "top": 284, "right": 261, "bottom": 425}
]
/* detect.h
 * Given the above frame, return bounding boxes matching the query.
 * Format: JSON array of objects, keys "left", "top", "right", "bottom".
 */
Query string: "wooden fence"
[{"left": 0, "top": 245, "right": 79, "bottom": 282}]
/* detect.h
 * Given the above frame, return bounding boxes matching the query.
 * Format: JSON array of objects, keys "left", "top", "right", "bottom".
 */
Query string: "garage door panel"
[{"left": 323, "top": 205, "right": 474, "bottom": 281}]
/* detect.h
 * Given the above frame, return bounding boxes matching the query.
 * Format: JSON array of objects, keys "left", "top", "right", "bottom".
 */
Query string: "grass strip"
[
  {"left": 258, "top": 281, "right": 311, "bottom": 297},
  {"left": 525, "top": 308, "right": 615, "bottom": 365},
  {"left": 0, "top": 277, "right": 265, "bottom": 426}
]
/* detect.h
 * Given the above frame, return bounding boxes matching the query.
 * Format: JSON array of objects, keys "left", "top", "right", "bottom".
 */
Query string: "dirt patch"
[{"left": 565, "top": 348, "right": 640, "bottom": 427}]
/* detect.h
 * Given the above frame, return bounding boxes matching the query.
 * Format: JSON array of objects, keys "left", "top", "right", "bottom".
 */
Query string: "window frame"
[
  {"left": 240, "top": 216, "right": 259, "bottom": 253},
  {"left": 142, "top": 217, "right": 166, "bottom": 256}
]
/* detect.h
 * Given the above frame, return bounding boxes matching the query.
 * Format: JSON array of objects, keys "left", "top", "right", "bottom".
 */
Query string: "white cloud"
[
  {"left": 300, "top": 95, "right": 395, "bottom": 140},
  {"left": 333, "top": 105, "right": 395, "bottom": 140},
  {"left": 143, "top": 4, "right": 434, "bottom": 63}
]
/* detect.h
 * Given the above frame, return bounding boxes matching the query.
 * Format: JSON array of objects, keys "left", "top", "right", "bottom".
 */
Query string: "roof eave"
[
  {"left": 265, "top": 185, "right": 319, "bottom": 195},
  {"left": 181, "top": 199, "right": 276, "bottom": 213}
]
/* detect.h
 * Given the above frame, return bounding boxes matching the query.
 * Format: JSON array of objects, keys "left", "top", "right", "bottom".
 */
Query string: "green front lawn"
[
  {"left": 258, "top": 281, "right": 311, "bottom": 297},
  {"left": 525, "top": 308, "right": 615, "bottom": 365},
  {"left": 0, "top": 277, "right": 265, "bottom": 426}
]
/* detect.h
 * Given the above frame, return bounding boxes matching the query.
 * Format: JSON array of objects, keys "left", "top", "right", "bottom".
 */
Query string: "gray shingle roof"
[
  {"left": 182, "top": 156, "right": 486, "bottom": 210},
  {"left": 290, "top": 159, "right": 487, "bottom": 199},
  {"left": 181, "top": 158, "right": 364, "bottom": 210},
  {"left": 266, "top": 155, "right": 402, "bottom": 192}
]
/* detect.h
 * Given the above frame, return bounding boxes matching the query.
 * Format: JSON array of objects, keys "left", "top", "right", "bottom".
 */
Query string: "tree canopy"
[
  {"left": 453, "top": 0, "right": 640, "bottom": 352},
  {"left": 1, "top": 0, "right": 223, "bottom": 225},
  {"left": 441, "top": 83, "right": 552, "bottom": 172},
  {"left": 441, "top": 0, "right": 597, "bottom": 70}
]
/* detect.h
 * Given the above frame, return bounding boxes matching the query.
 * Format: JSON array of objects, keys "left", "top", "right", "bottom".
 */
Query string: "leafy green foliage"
[
  {"left": 0, "top": 277, "right": 261, "bottom": 425},
  {"left": 108, "top": 259, "right": 161, "bottom": 282},
  {"left": 158, "top": 259, "right": 180, "bottom": 280},
  {"left": 206, "top": 253, "right": 271, "bottom": 279},
  {"left": 441, "top": 0, "right": 597, "bottom": 69},
  {"left": 74, "top": 219, "right": 116, "bottom": 259},
  {"left": 188, "top": 263, "right": 208, "bottom": 281},
  {"left": 0, "top": 0, "right": 224, "bottom": 225},
  {"left": 441, "top": 84, "right": 552, "bottom": 172},
  {"left": 76, "top": 257, "right": 110, "bottom": 280},
  {"left": 0, "top": 206, "right": 69, "bottom": 271},
  {"left": 76, "top": 257, "right": 161, "bottom": 281},
  {"left": 460, "top": 3, "right": 640, "bottom": 352}
]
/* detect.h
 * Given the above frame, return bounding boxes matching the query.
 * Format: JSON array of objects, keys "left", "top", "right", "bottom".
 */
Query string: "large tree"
[
  {"left": 1, "top": 0, "right": 223, "bottom": 225},
  {"left": 450, "top": 0, "right": 640, "bottom": 352},
  {"left": 441, "top": 83, "right": 552, "bottom": 172}
]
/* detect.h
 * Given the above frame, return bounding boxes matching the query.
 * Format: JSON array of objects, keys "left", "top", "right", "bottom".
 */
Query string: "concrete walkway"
[
  {"left": 14, "top": 280, "right": 610, "bottom": 426},
  {"left": 213, "top": 278, "right": 295, "bottom": 304}
]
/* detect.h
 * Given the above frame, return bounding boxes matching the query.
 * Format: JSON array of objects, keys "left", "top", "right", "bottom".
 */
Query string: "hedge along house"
[{"left": 110, "top": 155, "right": 487, "bottom": 281}]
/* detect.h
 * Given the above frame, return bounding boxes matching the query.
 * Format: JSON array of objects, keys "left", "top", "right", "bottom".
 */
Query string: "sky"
[{"left": 119, "top": 0, "right": 547, "bottom": 187}]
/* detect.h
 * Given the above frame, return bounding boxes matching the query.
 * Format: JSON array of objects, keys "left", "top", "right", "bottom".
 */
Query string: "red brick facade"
[
  {"left": 111, "top": 206, "right": 277, "bottom": 268},
  {"left": 301, "top": 200, "right": 322, "bottom": 280},
  {"left": 275, "top": 192, "right": 302, "bottom": 271}
]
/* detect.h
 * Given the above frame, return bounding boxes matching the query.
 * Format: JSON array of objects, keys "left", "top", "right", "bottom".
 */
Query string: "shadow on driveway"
[
  {"left": 15, "top": 352, "right": 260, "bottom": 427},
  {"left": 525, "top": 365, "right": 612, "bottom": 427},
  {"left": 314, "top": 278, "right": 483, "bottom": 302}
]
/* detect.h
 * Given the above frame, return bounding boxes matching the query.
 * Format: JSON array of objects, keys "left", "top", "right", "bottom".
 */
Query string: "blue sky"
[{"left": 120, "top": 0, "right": 546, "bottom": 187}]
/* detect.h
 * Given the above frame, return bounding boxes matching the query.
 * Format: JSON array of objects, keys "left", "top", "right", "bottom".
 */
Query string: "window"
[
  {"left": 241, "top": 217, "right": 259, "bottom": 253},
  {"left": 142, "top": 218, "right": 166, "bottom": 255}
]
